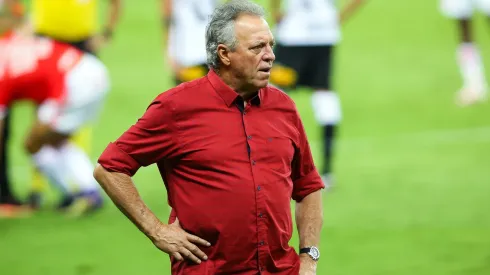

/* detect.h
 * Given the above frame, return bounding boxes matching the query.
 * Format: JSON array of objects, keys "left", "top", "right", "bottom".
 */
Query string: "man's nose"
[{"left": 263, "top": 44, "right": 275, "bottom": 62}]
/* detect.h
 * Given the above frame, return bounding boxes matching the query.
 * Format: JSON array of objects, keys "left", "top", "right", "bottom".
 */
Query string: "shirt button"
[
  {"left": 257, "top": 186, "right": 261, "bottom": 191},
  {"left": 258, "top": 213, "right": 263, "bottom": 218},
  {"left": 252, "top": 160, "right": 256, "bottom": 165},
  {"left": 259, "top": 241, "right": 264, "bottom": 246},
  {"left": 260, "top": 267, "right": 264, "bottom": 271},
  {"left": 247, "top": 135, "right": 252, "bottom": 140}
]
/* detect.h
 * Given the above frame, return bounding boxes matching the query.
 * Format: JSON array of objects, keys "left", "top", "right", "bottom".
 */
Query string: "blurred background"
[{"left": 1, "top": 0, "right": 490, "bottom": 274}]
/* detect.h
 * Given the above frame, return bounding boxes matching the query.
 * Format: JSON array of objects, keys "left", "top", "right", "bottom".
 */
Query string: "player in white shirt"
[
  {"left": 270, "top": 0, "right": 365, "bottom": 187},
  {"left": 440, "top": 0, "right": 490, "bottom": 105},
  {"left": 162, "top": 0, "right": 218, "bottom": 83}
]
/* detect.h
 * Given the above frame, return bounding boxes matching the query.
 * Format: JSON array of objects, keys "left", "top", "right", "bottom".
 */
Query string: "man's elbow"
[
  {"left": 302, "top": 189, "right": 323, "bottom": 202},
  {"left": 93, "top": 164, "right": 107, "bottom": 185},
  {"left": 297, "top": 189, "right": 324, "bottom": 213}
]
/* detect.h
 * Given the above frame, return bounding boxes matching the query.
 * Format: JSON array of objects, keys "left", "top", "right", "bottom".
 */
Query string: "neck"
[{"left": 217, "top": 69, "right": 258, "bottom": 101}]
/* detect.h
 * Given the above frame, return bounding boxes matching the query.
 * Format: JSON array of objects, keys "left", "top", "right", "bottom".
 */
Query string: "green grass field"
[{"left": 1, "top": 0, "right": 490, "bottom": 274}]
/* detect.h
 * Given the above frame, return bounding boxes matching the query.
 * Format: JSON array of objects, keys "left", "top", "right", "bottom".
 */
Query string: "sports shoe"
[
  {"left": 456, "top": 85, "right": 488, "bottom": 106},
  {"left": 26, "top": 192, "right": 43, "bottom": 210},
  {"left": 66, "top": 190, "right": 103, "bottom": 217}
]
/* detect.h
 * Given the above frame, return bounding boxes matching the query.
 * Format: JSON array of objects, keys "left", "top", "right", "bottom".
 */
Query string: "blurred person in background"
[
  {"left": 269, "top": 0, "right": 365, "bottom": 187},
  {"left": 0, "top": 0, "right": 110, "bottom": 216},
  {"left": 440, "top": 0, "right": 489, "bottom": 106},
  {"left": 32, "top": 0, "right": 122, "bottom": 54},
  {"left": 94, "top": 1, "right": 324, "bottom": 274},
  {"left": 0, "top": 0, "right": 25, "bottom": 214},
  {"left": 162, "top": 0, "right": 218, "bottom": 84},
  {"left": 21, "top": 0, "right": 121, "bottom": 209}
]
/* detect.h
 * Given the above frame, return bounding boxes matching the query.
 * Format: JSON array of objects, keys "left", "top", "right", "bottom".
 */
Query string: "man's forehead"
[{"left": 234, "top": 14, "right": 272, "bottom": 40}]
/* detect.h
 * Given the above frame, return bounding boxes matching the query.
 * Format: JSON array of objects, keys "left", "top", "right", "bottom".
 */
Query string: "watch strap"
[{"left": 299, "top": 247, "right": 311, "bottom": 254}]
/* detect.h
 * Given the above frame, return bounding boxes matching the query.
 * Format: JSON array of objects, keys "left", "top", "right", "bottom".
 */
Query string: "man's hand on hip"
[
  {"left": 150, "top": 218, "right": 211, "bottom": 264},
  {"left": 299, "top": 254, "right": 317, "bottom": 275}
]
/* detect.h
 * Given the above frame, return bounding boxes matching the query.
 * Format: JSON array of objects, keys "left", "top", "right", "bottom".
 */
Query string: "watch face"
[{"left": 309, "top": 247, "right": 320, "bottom": 260}]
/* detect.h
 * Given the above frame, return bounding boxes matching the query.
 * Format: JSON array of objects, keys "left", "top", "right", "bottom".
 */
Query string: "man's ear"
[{"left": 217, "top": 44, "right": 231, "bottom": 66}]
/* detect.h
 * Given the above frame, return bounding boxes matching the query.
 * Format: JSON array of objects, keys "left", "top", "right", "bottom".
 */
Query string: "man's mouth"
[{"left": 258, "top": 67, "right": 271, "bottom": 73}]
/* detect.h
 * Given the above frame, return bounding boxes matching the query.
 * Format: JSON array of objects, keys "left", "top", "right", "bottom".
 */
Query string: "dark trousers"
[{"left": 0, "top": 110, "right": 12, "bottom": 202}]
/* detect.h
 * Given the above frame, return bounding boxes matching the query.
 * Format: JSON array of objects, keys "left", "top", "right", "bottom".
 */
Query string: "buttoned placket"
[{"left": 235, "top": 97, "right": 267, "bottom": 273}]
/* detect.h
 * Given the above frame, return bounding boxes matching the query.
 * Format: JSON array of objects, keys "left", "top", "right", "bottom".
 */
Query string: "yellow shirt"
[{"left": 32, "top": 0, "right": 98, "bottom": 42}]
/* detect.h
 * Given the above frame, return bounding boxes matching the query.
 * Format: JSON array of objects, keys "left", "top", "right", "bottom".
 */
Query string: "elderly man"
[{"left": 94, "top": 0, "right": 324, "bottom": 274}]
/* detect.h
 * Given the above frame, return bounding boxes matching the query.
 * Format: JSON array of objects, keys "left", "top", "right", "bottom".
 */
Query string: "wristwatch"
[{"left": 299, "top": 246, "right": 320, "bottom": 261}]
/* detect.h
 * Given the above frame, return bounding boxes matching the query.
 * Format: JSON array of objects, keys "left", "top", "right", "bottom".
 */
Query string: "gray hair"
[{"left": 205, "top": 0, "right": 265, "bottom": 70}]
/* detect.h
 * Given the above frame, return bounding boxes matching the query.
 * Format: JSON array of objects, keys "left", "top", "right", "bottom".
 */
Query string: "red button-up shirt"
[{"left": 98, "top": 70, "right": 324, "bottom": 275}]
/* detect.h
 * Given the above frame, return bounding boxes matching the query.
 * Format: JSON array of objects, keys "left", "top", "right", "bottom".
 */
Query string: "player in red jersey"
[
  {"left": 0, "top": 0, "right": 25, "bottom": 215},
  {"left": 0, "top": 1, "right": 109, "bottom": 215}
]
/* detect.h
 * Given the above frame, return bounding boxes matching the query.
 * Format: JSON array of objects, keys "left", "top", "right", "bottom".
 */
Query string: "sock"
[
  {"left": 457, "top": 43, "right": 487, "bottom": 90},
  {"left": 311, "top": 90, "right": 341, "bottom": 176},
  {"left": 0, "top": 111, "right": 12, "bottom": 201},
  {"left": 311, "top": 91, "right": 342, "bottom": 126},
  {"left": 58, "top": 142, "right": 99, "bottom": 193},
  {"left": 322, "top": 125, "right": 336, "bottom": 175},
  {"left": 32, "top": 146, "right": 71, "bottom": 194},
  {"left": 31, "top": 168, "right": 48, "bottom": 193}
]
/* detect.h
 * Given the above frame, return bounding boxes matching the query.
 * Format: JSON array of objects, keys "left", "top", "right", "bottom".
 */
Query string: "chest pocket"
[{"left": 264, "top": 136, "right": 295, "bottom": 176}]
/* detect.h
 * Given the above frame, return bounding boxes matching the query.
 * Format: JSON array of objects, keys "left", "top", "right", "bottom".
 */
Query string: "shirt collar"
[{"left": 207, "top": 69, "right": 262, "bottom": 107}]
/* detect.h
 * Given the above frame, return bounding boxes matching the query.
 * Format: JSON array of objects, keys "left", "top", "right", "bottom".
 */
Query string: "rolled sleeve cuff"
[
  {"left": 98, "top": 142, "right": 141, "bottom": 177},
  {"left": 292, "top": 168, "right": 325, "bottom": 202}
]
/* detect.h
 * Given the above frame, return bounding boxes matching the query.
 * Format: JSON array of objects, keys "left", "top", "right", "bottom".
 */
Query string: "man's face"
[{"left": 228, "top": 14, "right": 275, "bottom": 89}]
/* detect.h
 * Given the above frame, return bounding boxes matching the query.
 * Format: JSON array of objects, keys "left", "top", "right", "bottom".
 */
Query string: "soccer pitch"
[{"left": 1, "top": 0, "right": 490, "bottom": 274}]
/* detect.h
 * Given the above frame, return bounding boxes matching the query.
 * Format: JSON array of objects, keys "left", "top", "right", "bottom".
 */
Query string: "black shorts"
[
  {"left": 174, "top": 64, "right": 209, "bottom": 84},
  {"left": 271, "top": 44, "right": 334, "bottom": 90},
  {"left": 67, "top": 38, "right": 95, "bottom": 55},
  {"left": 36, "top": 33, "right": 95, "bottom": 55}
]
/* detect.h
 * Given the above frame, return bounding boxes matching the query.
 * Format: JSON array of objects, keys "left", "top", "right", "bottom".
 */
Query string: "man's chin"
[{"left": 254, "top": 79, "right": 270, "bottom": 89}]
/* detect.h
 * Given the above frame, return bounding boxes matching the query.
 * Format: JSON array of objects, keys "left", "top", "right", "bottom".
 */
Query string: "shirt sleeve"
[
  {"left": 98, "top": 95, "right": 178, "bottom": 176},
  {"left": 291, "top": 108, "right": 325, "bottom": 202}
]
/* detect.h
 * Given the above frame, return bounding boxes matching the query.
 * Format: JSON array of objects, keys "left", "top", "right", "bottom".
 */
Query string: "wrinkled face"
[{"left": 221, "top": 14, "right": 275, "bottom": 90}]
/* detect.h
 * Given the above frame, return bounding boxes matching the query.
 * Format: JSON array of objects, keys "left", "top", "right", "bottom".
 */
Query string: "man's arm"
[
  {"left": 94, "top": 164, "right": 210, "bottom": 263},
  {"left": 339, "top": 0, "right": 366, "bottom": 24},
  {"left": 103, "top": 0, "right": 122, "bottom": 40},
  {"left": 89, "top": 0, "right": 122, "bottom": 51},
  {"left": 161, "top": 0, "right": 172, "bottom": 45},
  {"left": 296, "top": 190, "right": 323, "bottom": 273},
  {"left": 289, "top": 102, "right": 325, "bottom": 274},
  {"left": 94, "top": 97, "right": 209, "bottom": 263},
  {"left": 270, "top": 0, "right": 283, "bottom": 25},
  {"left": 93, "top": 165, "right": 161, "bottom": 239},
  {"left": 161, "top": 0, "right": 180, "bottom": 73}
]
